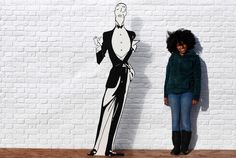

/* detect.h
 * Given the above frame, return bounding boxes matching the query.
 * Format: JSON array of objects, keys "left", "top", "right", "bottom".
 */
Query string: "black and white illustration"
[{"left": 88, "top": 3, "right": 139, "bottom": 156}]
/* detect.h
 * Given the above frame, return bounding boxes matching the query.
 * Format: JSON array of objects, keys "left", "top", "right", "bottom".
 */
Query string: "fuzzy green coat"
[{"left": 164, "top": 50, "right": 201, "bottom": 100}]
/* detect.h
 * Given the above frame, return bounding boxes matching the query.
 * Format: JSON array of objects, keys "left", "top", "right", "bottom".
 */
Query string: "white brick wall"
[{"left": 1, "top": 0, "right": 236, "bottom": 149}]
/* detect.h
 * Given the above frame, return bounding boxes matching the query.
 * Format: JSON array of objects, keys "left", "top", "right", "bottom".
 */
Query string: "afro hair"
[{"left": 166, "top": 28, "right": 196, "bottom": 53}]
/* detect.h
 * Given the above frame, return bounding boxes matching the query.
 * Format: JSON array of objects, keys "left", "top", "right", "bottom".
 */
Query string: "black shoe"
[
  {"left": 170, "top": 131, "right": 181, "bottom": 155},
  {"left": 181, "top": 130, "right": 192, "bottom": 155},
  {"left": 87, "top": 149, "right": 97, "bottom": 156},
  {"left": 105, "top": 150, "right": 124, "bottom": 156}
]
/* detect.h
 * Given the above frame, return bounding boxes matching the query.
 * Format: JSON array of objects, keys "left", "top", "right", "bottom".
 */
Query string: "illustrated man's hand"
[
  {"left": 192, "top": 99, "right": 199, "bottom": 106},
  {"left": 164, "top": 97, "right": 168, "bottom": 106},
  {"left": 130, "top": 68, "right": 135, "bottom": 79},
  {"left": 93, "top": 36, "right": 103, "bottom": 47},
  {"left": 132, "top": 40, "right": 140, "bottom": 51},
  {"left": 94, "top": 36, "right": 103, "bottom": 52},
  {"left": 129, "top": 66, "right": 135, "bottom": 81}
]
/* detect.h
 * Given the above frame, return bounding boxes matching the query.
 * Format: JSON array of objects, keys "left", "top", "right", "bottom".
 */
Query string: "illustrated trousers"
[{"left": 93, "top": 67, "right": 132, "bottom": 156}]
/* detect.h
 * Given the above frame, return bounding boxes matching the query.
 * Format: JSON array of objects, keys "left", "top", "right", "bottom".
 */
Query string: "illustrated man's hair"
[
  {"left": 166, "top": 28, "right": 196, "bottom": 53},
  {"left": 115, "top": 2, "right": 127, "bottom": 10}
]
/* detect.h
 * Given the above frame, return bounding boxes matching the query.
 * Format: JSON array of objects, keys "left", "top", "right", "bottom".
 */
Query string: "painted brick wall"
[{"left": 1, "top": 0, "right": 236, "bottom": 149}]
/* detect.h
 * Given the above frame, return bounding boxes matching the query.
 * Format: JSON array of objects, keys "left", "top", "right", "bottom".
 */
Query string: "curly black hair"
[{"left": 166, "top": 28, "right": 196, "bottom": 53}]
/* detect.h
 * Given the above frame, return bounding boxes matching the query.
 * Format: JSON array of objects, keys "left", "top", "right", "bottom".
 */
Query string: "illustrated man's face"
[{"left": 114, "top": 3, "right": 127, "bottom": 20}]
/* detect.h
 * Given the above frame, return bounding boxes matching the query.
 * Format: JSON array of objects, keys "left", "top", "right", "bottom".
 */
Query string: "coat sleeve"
[
  {"left": 96, "top": 33, "right": 108, "bottom": 64},
  {"left": 164, "top": 56, "right": 171, "bottom": 98},
  {"left": 193, "top": 55, "right": 201, "bottom": 100}
]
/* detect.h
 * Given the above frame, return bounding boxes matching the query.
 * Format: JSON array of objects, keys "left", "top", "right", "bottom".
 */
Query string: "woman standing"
[{"left": 164, "top": 29, "right": 201, "bottom": 155}]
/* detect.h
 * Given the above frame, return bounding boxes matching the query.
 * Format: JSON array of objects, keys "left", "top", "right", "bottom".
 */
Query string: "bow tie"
[{"left": 116, "top": 25, "right": 124, "bottom": 29}]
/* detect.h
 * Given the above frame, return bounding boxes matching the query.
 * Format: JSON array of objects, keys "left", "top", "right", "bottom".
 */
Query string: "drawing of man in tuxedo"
[{"left": 88, "top": 3, "right": 139, "bottom": 156}]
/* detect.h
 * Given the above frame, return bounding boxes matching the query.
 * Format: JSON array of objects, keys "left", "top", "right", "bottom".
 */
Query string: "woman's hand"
[
  {"left": 192, "top": 99, "right": 199, "bottom": 106},
  {"left": 164, "top": 97, "right": 168, "bottom": 106}
]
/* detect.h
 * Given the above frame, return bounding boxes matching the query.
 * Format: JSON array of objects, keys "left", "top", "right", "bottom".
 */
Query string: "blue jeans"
[{"left": 168, "top": 92, "right": 193, "bottom": 132}]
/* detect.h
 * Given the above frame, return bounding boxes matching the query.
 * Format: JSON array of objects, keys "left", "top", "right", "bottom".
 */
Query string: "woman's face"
[{"left": 176, "top": 42, "right": 187, "bottom": 55}]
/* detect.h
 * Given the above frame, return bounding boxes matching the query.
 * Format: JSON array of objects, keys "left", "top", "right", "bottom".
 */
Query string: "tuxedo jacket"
[{"left": 96, "top": 28, "right": 136, "bottom": 88}]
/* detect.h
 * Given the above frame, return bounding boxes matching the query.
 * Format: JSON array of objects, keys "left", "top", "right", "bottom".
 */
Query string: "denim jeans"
[{"left": 168, "top": 92, "right": 193, "bottom": 132}]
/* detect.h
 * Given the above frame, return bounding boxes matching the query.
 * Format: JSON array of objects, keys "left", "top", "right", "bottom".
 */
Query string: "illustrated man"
[{"left": 88, "top": 3, "right": 139, "bottom": 156}]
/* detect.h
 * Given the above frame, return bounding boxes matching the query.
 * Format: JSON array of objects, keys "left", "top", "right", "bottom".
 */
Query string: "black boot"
[
  {"left": 181, "top": 130, "right": 192, "bottom": 155},
  {"left": 170, "top": 131, "right": 181, "bottom": 155}
]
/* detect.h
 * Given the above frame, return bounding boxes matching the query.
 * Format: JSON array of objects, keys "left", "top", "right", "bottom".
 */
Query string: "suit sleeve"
[
  {"left": 96, "top": 33, "right": 108, "bottom": 64},
  {"left": 132, "top": 31, "right": 136, "bottom": 40},
  {"left": 130, "top": 31, "right": 136, "bottom": 52},
  {"left": 193, "top": 55, "right": 201, "bottom": 100}
]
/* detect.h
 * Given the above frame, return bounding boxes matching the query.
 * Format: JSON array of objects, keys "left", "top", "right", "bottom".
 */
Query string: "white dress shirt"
[{"left": 111, "top": 26, "right": 131, "bottom": 60}]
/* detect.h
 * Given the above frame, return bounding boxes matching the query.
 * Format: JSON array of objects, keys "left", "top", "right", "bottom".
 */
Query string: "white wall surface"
[{"left": 0, "top": 0, "right": 236, "bottom": 149}]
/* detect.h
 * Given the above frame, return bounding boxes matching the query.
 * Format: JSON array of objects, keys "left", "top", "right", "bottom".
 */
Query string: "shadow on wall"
[
  {"left": 115, "top": 17, "right": 152, "bottom": 149},
  {"left": 190, "top": 36, "right": 209, "bottom": 149}
]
